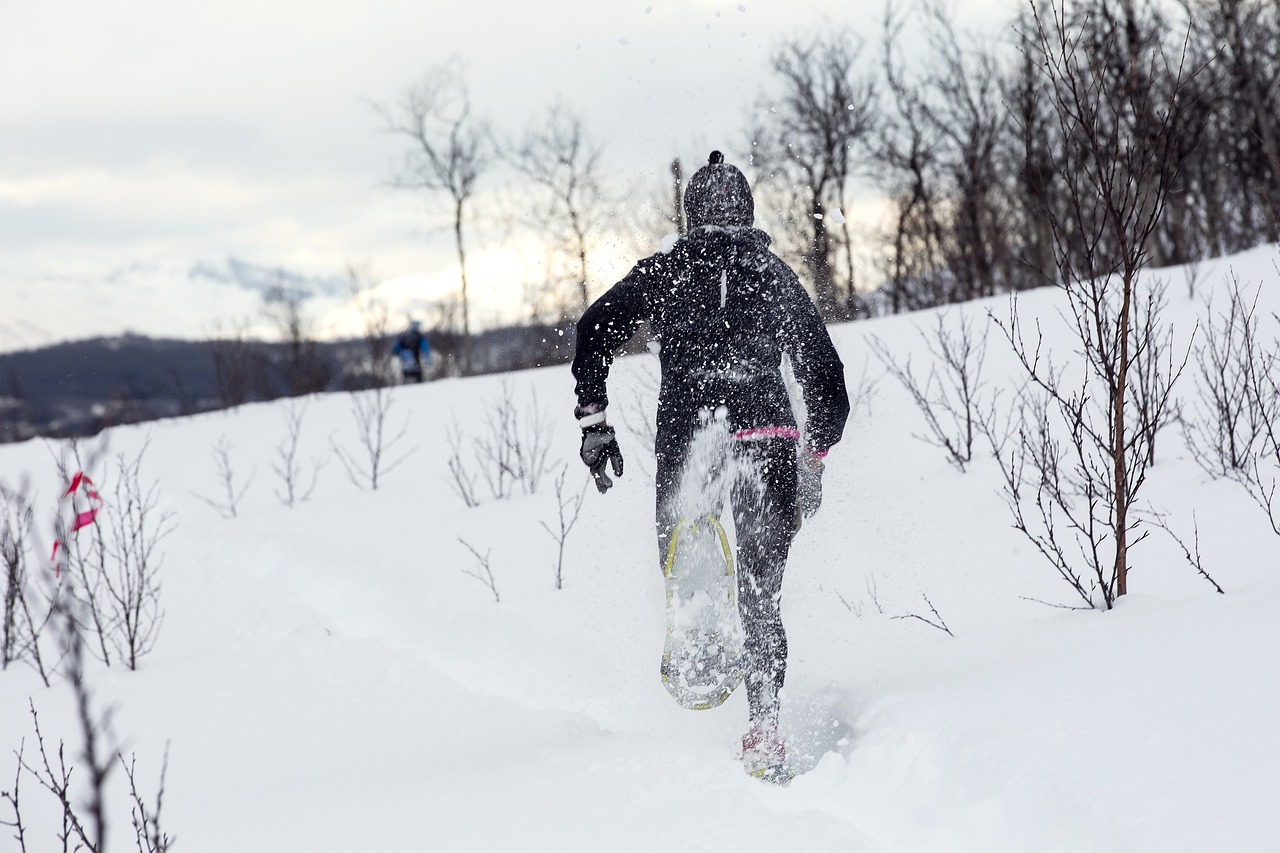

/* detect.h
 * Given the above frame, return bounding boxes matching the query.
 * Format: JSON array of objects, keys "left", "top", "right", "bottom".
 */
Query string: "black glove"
[
  {"left": 580, "top": 423, "right": 624, "bottom": 494},
  {"left": 797, "top": 451, "right": 825, "bottom": 519}
]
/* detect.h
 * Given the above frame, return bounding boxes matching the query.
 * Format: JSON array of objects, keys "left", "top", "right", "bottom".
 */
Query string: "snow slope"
[{"left": 2, "top": 246, "right": 1279, "bottom": 852}]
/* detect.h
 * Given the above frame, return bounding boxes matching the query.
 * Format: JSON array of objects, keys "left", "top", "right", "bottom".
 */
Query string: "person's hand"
[
  {"left": 797, "top": 449, "right": 825, "bottom": 518},
  {"left": 577, "top": 407, "right": 624, "bottom": 493}
]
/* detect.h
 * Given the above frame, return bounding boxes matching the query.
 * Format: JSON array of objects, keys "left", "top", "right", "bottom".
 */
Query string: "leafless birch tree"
[
  {"left": 507, "top": 102, "right": 609, "bottom": 319},
  {"left": 754, "top": 28, "right": 877, "bottom": 320},
  {"left": 376, "top": 58, "right": 494, "bottom": 374},
  {"left": 994, "top": 0, "right": 1196, "bottom": 608}
]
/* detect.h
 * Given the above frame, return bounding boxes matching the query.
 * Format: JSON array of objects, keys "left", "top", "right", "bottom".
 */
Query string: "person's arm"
[
  {"left": 778, "top": 262, "right": 849, "bottom": 456},
  {"left": 570, "top": 262, "right": 652, "bottom": 493},
  {"left": 571, "top": 265, "right": 651, "bottom": 413}
]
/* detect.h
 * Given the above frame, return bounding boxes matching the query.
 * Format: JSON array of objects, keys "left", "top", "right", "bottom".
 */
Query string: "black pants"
[{"left": 656, "top": 430, "right": 798, "bottom": 723}]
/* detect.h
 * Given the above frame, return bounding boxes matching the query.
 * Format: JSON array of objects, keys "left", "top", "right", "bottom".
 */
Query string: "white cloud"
[{"left": 0, "top": 0, "right": 1013, "bottom": 331}]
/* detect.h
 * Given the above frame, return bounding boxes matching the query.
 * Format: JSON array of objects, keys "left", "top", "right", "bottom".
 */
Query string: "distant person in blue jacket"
[{"left": 393, "top": 320, "right": 431, "bottom": 383}]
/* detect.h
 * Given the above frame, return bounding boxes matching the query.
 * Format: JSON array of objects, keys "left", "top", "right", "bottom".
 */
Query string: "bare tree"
[
  {"left": 262, "top": 282, "right": 332, "bottom": 396},
  {"left": 993, "top": 0, "right": 1197, "bottom": 608},
  {"left": 507, "top": 102, "right": 610, "bottom": 319},
  {"left": 376, "top": 58, "right": 494, "bottom": 374},
  {"left": 345, "top": 262, "right": 396, "bottom": 389},
  {"left": 203, "top": 320, "right": 269, "bottom": 409},
  {"left": 620, "top": 158, "right": 688, "bottom": 259},
  {"left": 876, "top": 4, "right": 947, "bottom": 315},
  {"left": 754, "top": 27, "right": 877, "bottom": 320},
  {"left": 876, "top": 2, "right": 1020, "bottom": 311}
]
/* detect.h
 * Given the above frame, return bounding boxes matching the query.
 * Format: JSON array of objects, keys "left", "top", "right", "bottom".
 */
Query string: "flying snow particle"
[
  {"left": 828, "top": 207, "right": 847, "bottom": 225},
  {"left": 645, "top": 5, "right": 652, "bottom": 11},
  {"left": 620, "top": 37, "right": 631, "bottom": 45},
  {"left": 738, "top": 3, "right": 747, "bottom": 9}
]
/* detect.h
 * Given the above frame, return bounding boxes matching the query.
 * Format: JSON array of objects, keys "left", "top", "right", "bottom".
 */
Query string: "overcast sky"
[{"left": 0, "top": 0, "right": 1016, "bottom": 325}]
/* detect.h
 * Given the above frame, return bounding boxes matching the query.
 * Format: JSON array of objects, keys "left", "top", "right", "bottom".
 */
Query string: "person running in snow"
[
  {"left": 571, "top": 150, "right": 850, "bottom": 773},
  {"left": 393, "top": 319, "right": 431, "bottom": 383}
]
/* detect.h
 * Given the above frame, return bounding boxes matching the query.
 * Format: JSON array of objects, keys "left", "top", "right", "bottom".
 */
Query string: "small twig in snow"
[{"left": 892, "top": 593, "right": 954, "bottom": 636}]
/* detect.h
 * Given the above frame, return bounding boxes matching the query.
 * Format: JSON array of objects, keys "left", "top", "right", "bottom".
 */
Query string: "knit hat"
[{"left": 683, "top": 150, "right": 754, "bottom": 230}]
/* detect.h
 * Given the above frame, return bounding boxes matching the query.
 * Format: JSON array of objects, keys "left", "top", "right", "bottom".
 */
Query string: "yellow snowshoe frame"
[{"left": 660, "top": 514, "right": 741, "bottom": 710}]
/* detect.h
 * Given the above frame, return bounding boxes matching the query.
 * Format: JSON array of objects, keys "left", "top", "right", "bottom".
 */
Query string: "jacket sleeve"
[
  {"left": 778, "top": 262, "right": 850, "bottom": 454},
  {"left": 572, "top": 265, "right": 651, "bottom": 411}
]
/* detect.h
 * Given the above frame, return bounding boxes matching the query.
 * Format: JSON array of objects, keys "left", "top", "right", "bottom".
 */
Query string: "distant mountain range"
[{"left": 0, "top": 255, "right": 357, "bottom": 354}]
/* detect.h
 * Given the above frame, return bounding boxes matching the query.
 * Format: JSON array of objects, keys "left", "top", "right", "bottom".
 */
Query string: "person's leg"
[
  {"left": 656, "top": 422, "right": 730, "bottom": 574},
  {"left": 730, "top": 438, "right": 798, "bottom": 725}
]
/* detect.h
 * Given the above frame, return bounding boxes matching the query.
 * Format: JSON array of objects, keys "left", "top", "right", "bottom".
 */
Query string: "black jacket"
[{"left": 573, "top": 227, "right": 849, "bottom": 454}]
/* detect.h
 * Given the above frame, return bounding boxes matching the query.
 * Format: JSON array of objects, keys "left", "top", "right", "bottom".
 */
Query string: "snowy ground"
[{"left": 2, "top": 246, "right": 1279, "bottom": 852}]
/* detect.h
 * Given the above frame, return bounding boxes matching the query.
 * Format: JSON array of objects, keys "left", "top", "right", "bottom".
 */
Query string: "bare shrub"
[
  {"left": 96, "top": 446, "right": 175, "bottom": 670},
  {"left": 445, "top": 381, "right": 555, "bottom": 505},
  {"left": 58, "top": 442, "right": 175, "bottom": 670},
  {"left": 870, "top": 310, "right": 995, "bottom": 472},
  {"left": 457, "top": 538, "right": 500, "bottom": 603},
  {"left": 540, "top": 466, "right": 587, "bottom": 590},
  {"left": 330, "top": 387, "right": 415, "bottom": 491},
  {"left": 2, "top": 597, "right": 173, "bottom": 851},
  {"left": 272, "top": 399, "right": 326, "bottom": 507},
  {"left": 891, "top": 593, "right": 955, "bottom": 636},
  {"left": 445, "top": 420, "right": 480, "bottom": 508},
  {"left": 194, "top": 435, "right": 254, "bottom": 519},
  {"left": 1183, "top": 274, "right": 1280, "bottom": 534},
  {"left": 1150, "top": 510, "right": 1224, "bottom": 594},
  {"left": 1, "top": 479, "right": 54, "bottom": 684},
  {"left": 473, "top": 382, "right": 554, "bottom": 499}
]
